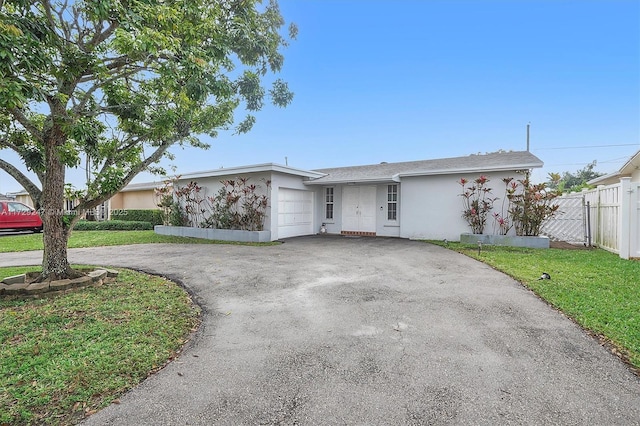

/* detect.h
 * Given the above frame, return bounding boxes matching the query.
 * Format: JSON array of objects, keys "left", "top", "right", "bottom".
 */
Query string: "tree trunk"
[{"left": 38, "top": 123, "right": 81, "bottom": 281}]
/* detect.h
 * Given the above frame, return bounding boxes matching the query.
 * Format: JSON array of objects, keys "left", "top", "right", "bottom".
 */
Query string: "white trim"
[
  {"left": 120, "top": 181, "right": 165, "bottom": 192},
  {"left": 387, "top": 184, "right": 398, "bottom": 222},
  {"left": 181, "top": 163, "right": 325, "bottom": 180},
  {"left": 305, "top": 163, "right": 542, "bottom": 185},
  {"left": 323, "top": 186, "right": 335, "bottom": 221},
  {"left": 305, "top": 177, "right": 397, "bottom": 186},
  {"left": 394, "top": 163, "right": 539, "bottom": 178}
]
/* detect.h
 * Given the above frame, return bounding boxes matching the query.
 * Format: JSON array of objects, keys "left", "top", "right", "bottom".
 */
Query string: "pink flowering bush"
[
  {"left": 159, "top": 177, "right": 271, "bottom": 230},
  {"left": 506, "top": 173, "right": 561, "bottom": 236},
  {"left": 459, "top": 173, "right": 560, "bottom": 236},
  {"left": 458, "top": 175, "right": 497, "bottom": 234},
  {"left": 491, "top": 177, "right": 516, "bottom": 235}
]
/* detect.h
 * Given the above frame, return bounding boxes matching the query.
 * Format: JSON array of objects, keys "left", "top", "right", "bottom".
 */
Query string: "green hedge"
[
  {"left": 74, "top": 220, "right": 153, "bottom": 231},
  {"left": 110, "top": 209, "right": 164, "bottom": 225}
]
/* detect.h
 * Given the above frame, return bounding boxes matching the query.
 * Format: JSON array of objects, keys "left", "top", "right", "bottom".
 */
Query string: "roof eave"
[
  {"left": 180, "top": 163, "right": 325, "bottom": 180},
  {"left": 587, "top": 172, "right": 621, "bottom": 186},
  {"left": 619, "top": 150, "right": 640, "bottom": 175},
  {"left": 305, "top": 177, "right": 397, "bottom": 186},
  {"left": 120, "top": 182, "right": 166, "bottom": 192},
  {"left": 396, "top": 163, "right": 543, "bottom": 178}
]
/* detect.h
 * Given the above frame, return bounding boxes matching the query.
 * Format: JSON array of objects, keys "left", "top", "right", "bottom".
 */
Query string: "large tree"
[{"left": 0, "top": 0, "right": 295, "bottom": 280}]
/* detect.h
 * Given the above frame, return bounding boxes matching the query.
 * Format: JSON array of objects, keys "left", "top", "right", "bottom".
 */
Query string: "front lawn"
[
  {"left": 0, "top": 230, "right": 277, "bottom": 253},
  {"left": 0, "top": 267, "right": 200, "bottom": 425},
  {"left": 431, "top": 241, "right": 640, "bottom": 372}
]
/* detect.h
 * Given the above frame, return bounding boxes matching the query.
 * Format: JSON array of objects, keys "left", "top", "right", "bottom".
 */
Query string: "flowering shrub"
[
  {"left": 458, "top": 176, "right": 497, "bottom": 234},
  {"left": 203, "top": 178, "right": 271, "bottom": 231},
  {"left": 459, "top": 173, "right": 560, "bottom": 236},
  {"left": 174, "top": 181, "right": 208, "bottom": 227},
  {"left": 155, "top": 177, "right": 180, "bottom": 226},
  {"left": 492, "top": 177, "right": 516, "bottom": 235},
  {"left": 506, "top": 173, "right": 561, "bottom": 236},
  {"left": 155, "top": 177, "right": 271, "bottom": 230}
]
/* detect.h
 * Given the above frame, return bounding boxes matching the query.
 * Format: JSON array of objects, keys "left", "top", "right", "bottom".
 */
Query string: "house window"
[
  {"left": 387, "top": 184, "right": 397, "bottom": 221},
  {"left": 324, "top": 187, "right": 334, "bottom": 220}
]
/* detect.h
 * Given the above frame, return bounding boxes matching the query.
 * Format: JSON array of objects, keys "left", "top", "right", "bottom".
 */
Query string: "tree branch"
[
  {"left": 75, "top": 65, "right": 149, "bottom": 113},
  {"left": 0, "top": 158, "right": 42, "bottom": 208},
  {"left": 40, "top": 0, "right": 56, "bottom": 33},
  {"left": 75, "top": 138, "right": 174, "bottom": 212},
  {"left": 87, "top": 21, "right": 118, "bottom": 51},
  {"left": 9, "top": 109, "right": 43, "bottom": 143}
]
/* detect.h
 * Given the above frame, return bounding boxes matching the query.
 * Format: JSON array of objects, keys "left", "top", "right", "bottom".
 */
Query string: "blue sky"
[{"left": 1, "top": 0, "right": 639, "bottom": 194}]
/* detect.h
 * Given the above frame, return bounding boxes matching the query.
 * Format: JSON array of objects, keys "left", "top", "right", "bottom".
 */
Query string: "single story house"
[
  {"left": 109, "top": 181, "right": 162, "bottom": 213},
  {"left": 6, "top": 190, "right": 32, "bottom": 207},
  {"left": 587, "top": 149, "right": 640, "bottom": 186},
  {"left": 145, "top": 150, "right": 543, "bottom": 241}
]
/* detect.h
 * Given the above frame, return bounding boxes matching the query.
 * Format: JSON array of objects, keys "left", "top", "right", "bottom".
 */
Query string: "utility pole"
[{"left": 526, "top": 123, "right": 530, "bottom": 152}]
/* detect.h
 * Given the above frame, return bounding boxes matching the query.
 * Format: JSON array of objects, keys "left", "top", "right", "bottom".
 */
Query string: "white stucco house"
[{"left": 156, "top": 150, "right": 543, "bottom": 241}]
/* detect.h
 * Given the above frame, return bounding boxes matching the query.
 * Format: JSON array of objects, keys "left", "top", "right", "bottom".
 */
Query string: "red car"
[{"left": 0, "top": 201, "right": 43, "bottom": 232}]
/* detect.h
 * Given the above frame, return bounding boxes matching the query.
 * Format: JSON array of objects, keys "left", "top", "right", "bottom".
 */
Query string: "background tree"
[
  {"left": 0, "top": 0, "right": 295, "bottom": 280},
  {"left": 547, "top": 160, "right": 605, "bottom": 193}
]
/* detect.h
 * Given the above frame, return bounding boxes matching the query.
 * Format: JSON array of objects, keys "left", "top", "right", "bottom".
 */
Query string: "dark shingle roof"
[{"left": 307, "top": 151, "right": 543, "bottom": 185}]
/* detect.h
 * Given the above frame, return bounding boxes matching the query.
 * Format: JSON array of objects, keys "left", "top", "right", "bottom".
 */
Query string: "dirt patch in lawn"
[{"left": 549, "top": 241, "right": 594, "bottom": 250}]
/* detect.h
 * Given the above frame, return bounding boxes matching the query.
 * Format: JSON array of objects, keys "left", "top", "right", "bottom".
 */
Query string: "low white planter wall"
[
  {"left": 460, "top": 233, "right": 550, "bottom": 249},
  {"left": 155, "top": 225, "right": 271, "bottom": 243}
]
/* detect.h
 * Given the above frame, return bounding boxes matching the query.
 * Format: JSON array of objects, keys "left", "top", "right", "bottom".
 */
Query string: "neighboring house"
[
  {"left": 7, "top": 190, "right": 33, "bottom": 207},
  {"left": 546, "top": 149, "right": 640, "bottom": 259},
  {"left": 587, "top": 149, "right": 640, "bottom": 186},
  {"left": 6, "top": 190, "right": 109, "bottom": 220},
  {"left": 582, "top": 149, "right": 640, "bottom": 259},
  {"left": 108, "top": 181, "right": 161, "bottom": 218},
  {"left": 5, "top": 182, "right": 160, "bottom": 221},
  {"left": 150, "top": 150, "right": 543, "bottom": 241},
  {"left": 0, "top": 193, "right": 14, "bottom": 201}
]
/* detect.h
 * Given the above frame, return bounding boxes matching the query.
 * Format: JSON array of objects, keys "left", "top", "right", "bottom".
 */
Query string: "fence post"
[
  {"left": 586, "top": 200, "right": 592, "bottom": 247},
  {"left": 619, "top": 177, "right": 632, "bottom": 260},
  {"left": 596, "top": 185, "right": 605, "bottom": 248}
]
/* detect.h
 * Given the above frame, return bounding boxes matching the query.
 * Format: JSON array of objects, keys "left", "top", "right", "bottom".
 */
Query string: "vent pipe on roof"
[{"left": 526, "top": 123, "right": 530, "bottom": 152}]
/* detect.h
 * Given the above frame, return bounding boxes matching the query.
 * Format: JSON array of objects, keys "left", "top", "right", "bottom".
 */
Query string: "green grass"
[
  {"left": 0, "top": 230, "right": 278, "bottom": 253},
  {"left": 0, "top": 267, "right": 200, "bottom": 425},
  {"left": 430, "top": 241, "right": 640, "bottom": 371}
]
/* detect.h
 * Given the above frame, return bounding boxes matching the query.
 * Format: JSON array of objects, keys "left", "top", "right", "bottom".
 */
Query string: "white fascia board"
[
  {"left": 619, "top": 150, "right": 640, "bottom": 175},
  {"left": 304, "top": 177, "right": 397, "bottom": 186},
  {"left": 395, "top": 163, "right": 542, "bottom": 178},
  {"left": 7, "top": 190, "right": 30, "bottom": 196},
  {"left": 180, "top": 163, "right": 325, "bottom": 180},
  {"left": 587, "top": 172, "right": 620, "bottom": 186},
  {"left": 587, "top": 150, "right": 639, "bottom": 185},
  {"left": 120, "top": 182, "right": 165, "bottom": 192}
]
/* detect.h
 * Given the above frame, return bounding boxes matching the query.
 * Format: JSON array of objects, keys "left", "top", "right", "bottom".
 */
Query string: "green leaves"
[
  {"left": 270, "top": 78, "right": 294, "bottom": 107},
  {"left": 1, "top": 0, "right": 295, "bottom": 277},
  {"left": 238, "top": 71, "right": 265, "bottom": 111}
]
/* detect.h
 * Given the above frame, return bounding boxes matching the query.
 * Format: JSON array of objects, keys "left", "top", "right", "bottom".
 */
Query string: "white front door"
[{"left": 342, "top": 186, "right": 376, "bottom": 233}]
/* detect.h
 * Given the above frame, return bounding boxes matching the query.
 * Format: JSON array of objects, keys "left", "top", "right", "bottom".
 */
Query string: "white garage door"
[{"left": 277, "top": 188, "right": 314, "bottom": 239}]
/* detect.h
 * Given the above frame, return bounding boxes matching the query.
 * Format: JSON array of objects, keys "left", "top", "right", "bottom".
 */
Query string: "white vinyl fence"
[
  {"left": 543, "top": 177, "right": 639, "bottom": 259},
  {"left": 540, "top": 193, "right": 587, "bottom": 245},
  {"left": 585, "top": 184, "right": 620, "bottom": 253}
]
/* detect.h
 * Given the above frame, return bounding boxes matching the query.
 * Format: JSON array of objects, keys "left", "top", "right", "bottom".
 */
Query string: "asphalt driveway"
[{"left": 1, "top": 236, "right": 639, "bottom": 425}]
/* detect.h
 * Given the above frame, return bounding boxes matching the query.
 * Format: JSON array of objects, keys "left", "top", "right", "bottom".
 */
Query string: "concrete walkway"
[{"left": 2, "top": 237, "right": 639, "bottom": 425}]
